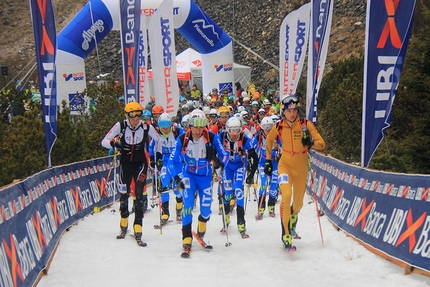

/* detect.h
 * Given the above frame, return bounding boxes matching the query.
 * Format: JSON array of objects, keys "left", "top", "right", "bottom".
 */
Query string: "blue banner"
[
  {"left": 306, "top": 0, "right": 333, "bottom": 124},
  {"left": 309, "top": 153, "right": 430, "bottom": 273},
  {"left": 0, "top": 157, "right": 117, "bottom": 287},
  {"left": 29, "top": 0, "right": 57, "bottom": 167},
  {"left": 361, "top": 0, "right": 416, "bottom": 167},
  {"left": 120, "top": 0, "right": 141, "bottom": 103}
]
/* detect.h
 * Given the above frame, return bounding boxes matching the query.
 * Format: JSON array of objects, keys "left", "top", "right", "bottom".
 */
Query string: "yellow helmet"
[
  {"left": 124, "top": 101, "right": 143, "bottom": 113},
  {"left": 218, "top": 106, "right": 230, "bottom": 115},
  {"left": 269, "top": 106, "right": 279, "bottom": 115}
]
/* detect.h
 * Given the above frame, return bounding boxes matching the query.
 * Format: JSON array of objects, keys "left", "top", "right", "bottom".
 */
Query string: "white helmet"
[
  {"left": 241, "top": 91, "right": 247, "bottom": 98},
  {"left": 237, "top": 106, "right": 245, "bottom": 113},
  {"left": 226, "top": 117, "right": 242, "bottom": 134},
  {"left": 251, "top": 100, "right": 259, "bottom": 107},
  {"left": 193, "top": 100, "right": 201, "bottom": 109},
  {"left": 260, "top": 117, "right": 274, "bottom": 131},
  {"left": 181, "top": 114, "right": 190, "bottom": 126},
  {"left": 263, "top": 99, "right": 271, "bottom": 105},
  {"left": 206, "top": 96, "right": 212, "bottom": 102},
  {"left": 240, "top": 110, "right": 249, "bottom": 118},
  {"left": 202, "top": 106, "right": 211, "bottom": 115},
  {"left": 243, "top": 97, "right": 250, "bottom": 102},
  {"left": 271, "top": 114, "right": 280, "bottom": 123},
  {"left": 158, "top": 113, "right": 172, "bottom": 129},
  {"left": 209, "top": 108, "right": 218, "bottom": 115},
  {"left": 233, "top": 113, "right": 243, "bottom": 124},
  {"left": 188, "top": 109, "right": 208, "bottom": 127}
]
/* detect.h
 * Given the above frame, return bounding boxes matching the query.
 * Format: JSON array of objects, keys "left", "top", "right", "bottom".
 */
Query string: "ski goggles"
[
  {"left": 261, "top": 123, "right": 274, "bottom": 131},
  {"left": 282, "top": 95, "right": 299, "bottom": 110},
  {"left": 127, "top": 110, "right": 142, "bottom": 118},
  {"left": 258, "top": 111, "right": 266, "bottom": 115},
  {"left": 158, "top": 119, "right": 172, "bottom": 129},
  {"left": 227, "top": 127, "right": 241, "bottom": 134}
]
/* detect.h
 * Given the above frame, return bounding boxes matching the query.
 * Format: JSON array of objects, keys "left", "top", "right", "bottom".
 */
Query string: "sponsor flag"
[
  {"left": 138, "top": 11, "right": 150, "bottom": 107},
  {"left": 148, "top": 0, "right": 179, "bottom": 117},
  {"left": 280, "top": 3, "right": 311, "bottom": 98},
  {"left": 120, "top": 0, "right": 141, "bottom": 104},
  {"left": 306, "top": 0, "right": 334, "bottom": 124},
  {"left": 29, "top": 0, "right": 57, "bottom": 167},
  {"left": 361, "top": 0, "right": 416, "bottom": 167}
]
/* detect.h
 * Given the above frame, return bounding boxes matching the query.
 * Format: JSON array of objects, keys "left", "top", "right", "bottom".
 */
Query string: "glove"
[
  {"left": 238, "top": 147, "right": 245, "bottom": 157},
  {"left": 264, "top": 159, "right": 273, "bottom": 177},
  {"left": 156, "top": 159, "right": 163, "bottom": 170},
  {"left": 174, "top": 175, "right": 185, "bottom": 190},
  {"left": 213, "top": 156, "right": 224, "bottom": 169},
  {"left": 302, "top": 126, "right": 314, "bottom": 148},
  {"left": 150, "top": 156, "right": 156, "bottom": 169},
  {"left": 302, "top": 136, "right": 314, "bottom": 148},
  {"left": 245, "top": 174, "right": 254, "bottom": 184},
  {"left": 110, "top": 138, "right": 122, "bottom": 149}
]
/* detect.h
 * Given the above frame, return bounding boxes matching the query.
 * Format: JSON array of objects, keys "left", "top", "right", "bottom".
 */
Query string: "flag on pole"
[
  {"left": 148, "top": 0, "right": 179, "bottom": 117},
  {"left": 29, "top": 0, "right": 57, "bottom": 167},
  {"left": 306, "top": 0, "right": 334, "bottom": 124},
  {"left": 120, "top": 0, "right": 141, "bottom": 104},
  {"left": 280, "top": 3, "right": 311, "bottom": 98},
  {"left": 361, "top": 0, "right": 416, "bottom": 167},
  {"left": 138, "top": 11, "right": 150, "bottom": 107}
]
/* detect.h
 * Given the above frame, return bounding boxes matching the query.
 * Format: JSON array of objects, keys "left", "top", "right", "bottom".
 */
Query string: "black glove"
[
  {"left": 238, "top": 147, "right": 245, "bottom": 157},
  {"left": 264, "top": 159, "right": 273, "bottom": 176},
  {"left": 302, "top": 126, "right": 314, "bottom": 148},
  {"left": 174, "top": 175, "right": 185, "bottom": 190},
  {"left": 302, "top": 136, "right": 314, "bottom": 148},
  {"left": 110, "top": 138, "right": 122, "bottom": 149},
  {"left": 150, "top": 156, "right": 156, "bottom": 169},
  {"left": 245, "top": 174, "right": 254, "bottom": 184},
  {"left": 213, "top": 156, "right": 224, "bottom": 169}
]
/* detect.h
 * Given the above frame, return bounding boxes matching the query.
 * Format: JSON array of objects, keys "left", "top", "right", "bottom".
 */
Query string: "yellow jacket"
[{"left": 265, "top": 117, "right": 325, "bottom": 161}]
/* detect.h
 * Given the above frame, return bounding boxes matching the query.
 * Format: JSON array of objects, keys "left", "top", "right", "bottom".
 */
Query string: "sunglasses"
[
  {"left": 259, "top": 112, "right": 266, "bottom": 115},
  {"left": 152, "top": 114, "right": 160, "bottom": 119},
  {"left": 142, "top": 117, "right": 151, "bottom": 121},
  {"left": 127, "top": 111, "right": 142, "bottom": 118},
  {"left": 210, "top": 114, "right": 217, "bottom": 118}
]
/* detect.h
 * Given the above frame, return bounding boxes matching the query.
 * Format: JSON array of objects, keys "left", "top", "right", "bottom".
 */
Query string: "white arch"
[{"left": 56, "top": 0, "right": 234, "bottom": 111}]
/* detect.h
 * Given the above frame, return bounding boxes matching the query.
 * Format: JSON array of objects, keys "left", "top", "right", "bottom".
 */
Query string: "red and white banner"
[
  {"left": 280, "top": 3, "right": 311, "bottom": 97},
  {"left": 138, "top": 10, "right": 150, "bottom": 107},
  {"left": 148, "top": 0, "right": 179, "bottom": 117}
]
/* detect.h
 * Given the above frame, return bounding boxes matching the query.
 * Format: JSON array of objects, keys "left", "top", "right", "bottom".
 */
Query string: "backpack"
[{"left": 180, "top": 128, "right": 216, "bottom": 161}]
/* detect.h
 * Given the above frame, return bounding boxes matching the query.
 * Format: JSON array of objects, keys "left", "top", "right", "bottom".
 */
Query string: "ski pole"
[
  {"left": 307, "top": 150, "right": 324, "bottom": 247},
  {"left": 112, "top": 148, "right": 118, "bottom": 212},
  {"left": 154, "top": 165, "right": 163, "bottom": 234},
  {"left": 218, "top": 169, "right": 232, "bottom": 247}
]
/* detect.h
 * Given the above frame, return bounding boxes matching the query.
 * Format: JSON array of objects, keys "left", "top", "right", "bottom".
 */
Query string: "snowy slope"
[{"left": 37, "top": 186, "right": 430, "bottom": 287}]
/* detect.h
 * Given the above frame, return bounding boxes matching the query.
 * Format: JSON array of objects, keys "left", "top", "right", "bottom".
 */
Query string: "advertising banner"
[
  {"left": 120, "top": 0, "right": 142, "bottom": 104},
  {"left": 309, "top": 152, "right": 430, "bottom": 272},
  {"left": 361, "top": 0, "right": 416, "bottom": 167},
  {"left": 0, "top": 157, "right": 117, "bottom": 287},
  {"left": 29, "top": 0, "right": 58, "bottom": 167}
]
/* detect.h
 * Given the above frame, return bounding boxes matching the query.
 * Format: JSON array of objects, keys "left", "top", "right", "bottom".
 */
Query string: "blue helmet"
[{"left": 142, "top": 109, "right": 152, "bottom": 119}]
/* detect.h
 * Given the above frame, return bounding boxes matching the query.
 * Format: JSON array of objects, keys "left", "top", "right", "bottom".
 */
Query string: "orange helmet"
[
  {"left": 253, "top": 92, "right": 260, "bottom": 99},
  {"left": 152, "top": 104, "right": 164, "bottom": 115}
]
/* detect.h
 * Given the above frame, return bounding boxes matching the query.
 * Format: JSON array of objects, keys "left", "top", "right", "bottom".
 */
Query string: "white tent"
[
  {"left": 190, "top": 62, "right": 252, "bottom": 94},
  {"left": 148, "top": 47, "right": 202, "bottom": 80}
]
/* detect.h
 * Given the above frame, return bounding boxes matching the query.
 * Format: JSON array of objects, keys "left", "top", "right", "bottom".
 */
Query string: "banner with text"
[
  {"left": 361, "top": 0, "right": 416, "bottom": 167},
  {"left": 306, "top": 0, "right": 333, "bottom": 124},
  {"left": 29, "top": 0, "right": 57, "bottom": 167},
  {"left": 280, "top": 3, "right": 310, "bottom": 97},
  {"left": 0, "top": 157, "right": 117, "bottom": 287},
  {"left": 309, "top": 152, "right": 430, "bottom": 272},
  {"left": 120, "top": 0, "right": 141, "bottom": 104},
  {"left": 148, "top": 0, "right": 179, "bottom": 117}
]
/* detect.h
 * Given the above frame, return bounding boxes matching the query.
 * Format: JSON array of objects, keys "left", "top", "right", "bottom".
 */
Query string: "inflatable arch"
[{"left": 56, "top": 0, "right": 233, "bottom": 111}]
